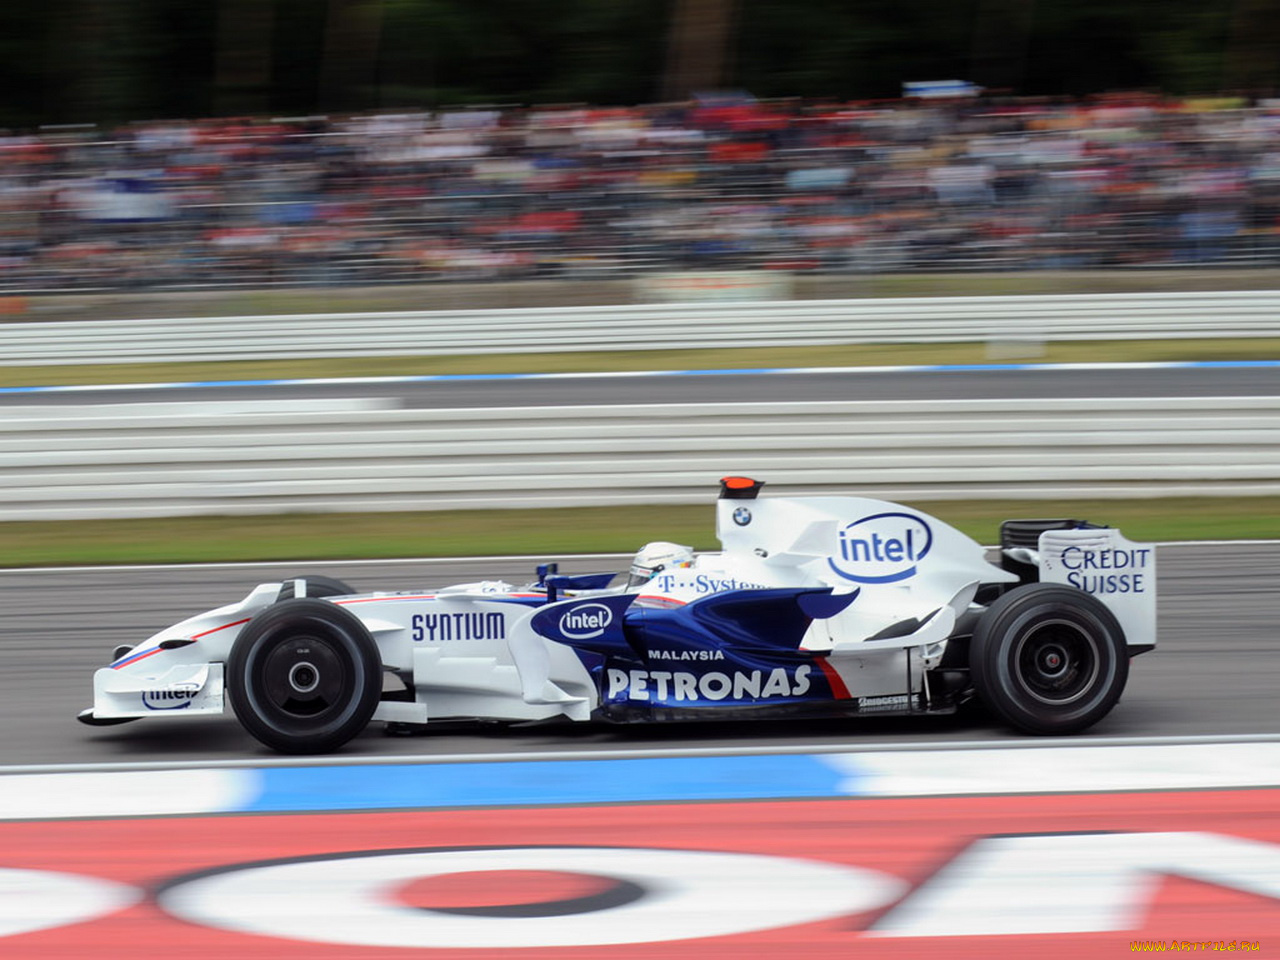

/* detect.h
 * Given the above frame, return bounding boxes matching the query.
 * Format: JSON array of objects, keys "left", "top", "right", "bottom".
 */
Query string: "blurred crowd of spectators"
[{"left": 2, "top": 93, "right": 1279, "bottom": 292}]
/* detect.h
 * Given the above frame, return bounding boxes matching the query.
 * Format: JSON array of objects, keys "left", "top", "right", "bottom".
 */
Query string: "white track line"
[{"left": 0, "top": 553, "right": 634, "bottom": 575}]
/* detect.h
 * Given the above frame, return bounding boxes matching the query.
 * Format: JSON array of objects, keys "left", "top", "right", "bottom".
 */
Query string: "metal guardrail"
[
  {"left": 3, "top": 396, "right": 1279, "bottom": 521},
  {"left": 3, "top": 291, "right": 1280, "bottom": 366}
]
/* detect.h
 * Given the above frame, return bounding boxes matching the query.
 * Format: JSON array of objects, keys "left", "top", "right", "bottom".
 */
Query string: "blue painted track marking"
[
  {"left": 4, "top": 360, "right": 1280, "bottom": 396},
  {"left": 248, "top": 754, "right": 851, "bottom": 812},
  {"left": 3, "top": 741, "right": 1280, "bottom": 819}
]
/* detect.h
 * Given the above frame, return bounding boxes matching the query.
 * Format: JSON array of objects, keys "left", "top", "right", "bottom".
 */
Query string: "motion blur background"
[{"left": 2, "top": 0, "right": 1279, "bottom": 295}]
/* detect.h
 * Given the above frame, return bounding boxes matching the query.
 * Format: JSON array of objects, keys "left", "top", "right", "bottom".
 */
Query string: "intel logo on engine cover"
[
  {"left": 559, "top": 603, "right": 613, "bottom": 639},
  {"left": 827, "top": 512, "right": 933, "bottom": 584}
]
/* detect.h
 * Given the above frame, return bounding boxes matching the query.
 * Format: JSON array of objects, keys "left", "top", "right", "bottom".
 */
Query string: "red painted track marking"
[
  {"left": 1, "top": 789, "right": 1276, "bottom": 959},
  {"left": 395, "top": 870, "right": 617, "bottom": 910}
]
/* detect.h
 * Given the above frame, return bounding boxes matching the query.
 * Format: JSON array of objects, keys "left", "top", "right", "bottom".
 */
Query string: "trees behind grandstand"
[{"left": 0, "top": 0, "right": 1275, "bottom": 127}]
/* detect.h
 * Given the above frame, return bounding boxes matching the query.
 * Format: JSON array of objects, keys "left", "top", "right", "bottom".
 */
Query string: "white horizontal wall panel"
[
  {"left": 2, "top": 395, "right": 1280, "bottom": 520},
  {"left": 3, "top": 291, "right": 1280, "bottom": 365}
]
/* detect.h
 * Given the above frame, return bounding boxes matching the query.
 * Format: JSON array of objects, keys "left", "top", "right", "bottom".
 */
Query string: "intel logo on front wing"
[
  {"left": 559, "top": 604, "right": 613, "bottom": 639},
  {"left": 827, "top": 513, "right": 933, "bottom": 584},
  {"left": 142, "top": 682, "right": 200, "bottom": 711}
]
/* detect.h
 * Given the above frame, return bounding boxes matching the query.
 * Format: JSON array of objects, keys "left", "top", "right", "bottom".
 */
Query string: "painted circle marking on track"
[
  {"left": 157, "top": 846, "right": 906, "bottom": 949},
  {"left": 394, "top": 869, "right": 635, "bottom": 915},
  {"left": 0, "top": 867, "right": 140, "bottom": 938}
]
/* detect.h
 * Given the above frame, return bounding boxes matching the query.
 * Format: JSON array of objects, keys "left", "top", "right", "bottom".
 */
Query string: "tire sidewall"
[
  {"left": 228, "top": 598, "right": 381, "bottom": 753},
  {"left": 972, "top": 584, "right": 1129, "bottom": 735}
]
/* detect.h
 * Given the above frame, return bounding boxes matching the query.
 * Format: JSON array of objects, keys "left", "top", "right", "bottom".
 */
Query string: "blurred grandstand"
[{"left": 1, "top": 94, "right": 1278, "bottom": 294}]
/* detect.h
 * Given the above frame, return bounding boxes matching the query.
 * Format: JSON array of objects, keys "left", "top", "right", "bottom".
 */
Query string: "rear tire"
[
  {"left": 970, "top": 584, "right": 1128, "bottom": 735},
  {"left": 228, "top": 598, "right": 381, "bottom": 754}
]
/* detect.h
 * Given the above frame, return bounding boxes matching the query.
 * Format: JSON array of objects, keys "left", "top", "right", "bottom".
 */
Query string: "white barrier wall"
[
  {"left": 3, "top": 396, "right": 1278, "bottom": 520},
  {"left": 3, "top": 291, "right": 1280, "bottom": 365}
]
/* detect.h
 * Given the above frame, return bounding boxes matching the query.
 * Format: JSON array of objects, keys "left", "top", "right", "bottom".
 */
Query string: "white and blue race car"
[{"left": 79, "top": 477, "right": 1156, "bottom": 753}]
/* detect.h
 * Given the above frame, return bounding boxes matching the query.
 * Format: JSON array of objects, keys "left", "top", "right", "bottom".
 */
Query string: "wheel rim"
[
  {"left": 1012, "top": 617, "right": 1101, "bottom": 705},
  {"left": 256, "top": 632, "right": 350, "bottom": 720}
]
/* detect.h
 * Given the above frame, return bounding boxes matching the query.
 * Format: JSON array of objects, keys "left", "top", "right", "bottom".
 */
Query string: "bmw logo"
[{"left": 733, "top": 507, "right": 752, "bottom": 527}]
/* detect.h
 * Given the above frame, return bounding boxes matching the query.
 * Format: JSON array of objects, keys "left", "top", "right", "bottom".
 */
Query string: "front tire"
[
  {"left": 228, "top": 598, "right": 381, "bottom": 754},
  {"left": 970, "top": 584, "right": 1128, "bottom": 735}
]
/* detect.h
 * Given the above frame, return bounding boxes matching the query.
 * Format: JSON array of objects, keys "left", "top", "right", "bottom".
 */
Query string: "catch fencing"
[
  {"left": 3, "top": 290, "right": 1280, "bottom": 365},
  {"left": 2, "top": 396, "right": 1278, "bottom": 521}
]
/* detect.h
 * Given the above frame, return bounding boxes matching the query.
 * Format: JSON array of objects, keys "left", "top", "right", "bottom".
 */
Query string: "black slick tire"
[
  {"left": 970, "top": 583, "right": 1128, "bottom": 735},
  {"left": 228, "top": 598, "right": 380, "bottom": 754}
]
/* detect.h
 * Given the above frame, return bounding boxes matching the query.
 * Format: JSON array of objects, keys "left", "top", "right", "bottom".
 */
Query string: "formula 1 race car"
[{"left": 79, "top": 478, "right": 1156, "bottom": 753}]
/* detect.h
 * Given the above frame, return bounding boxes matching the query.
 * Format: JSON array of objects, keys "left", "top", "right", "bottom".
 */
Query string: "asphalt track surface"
[
  {"left": 4, "top": 364, "right": 1280, "bottom": 407},
  {"left": 1, "top": 542, "right": 1276, "bottom": 766}
]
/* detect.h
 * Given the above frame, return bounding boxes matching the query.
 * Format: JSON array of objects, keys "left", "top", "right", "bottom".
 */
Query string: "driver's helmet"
[{"left": 627, "top": 541, "right": 694, "bottom": 588}]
